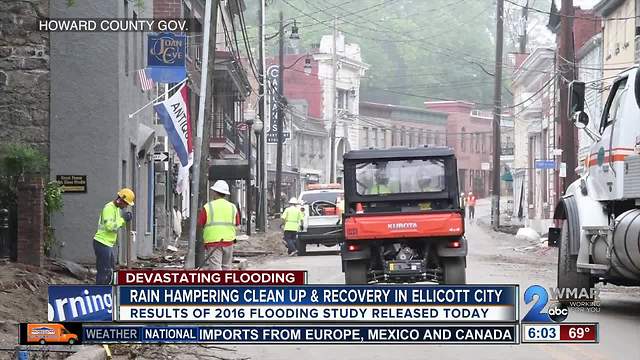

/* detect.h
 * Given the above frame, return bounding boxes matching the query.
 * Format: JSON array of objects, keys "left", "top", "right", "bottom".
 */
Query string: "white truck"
[
  {"left": 552, "top": 66, "right": 640, "bottom": 298},
  {"left": 297, "top": 184, "right": 344, "bottom": 256}
]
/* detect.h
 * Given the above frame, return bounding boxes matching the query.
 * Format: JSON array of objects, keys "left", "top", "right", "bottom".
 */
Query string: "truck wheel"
[
  {"left": 344, "top": 260, "right": 368, "bottom": 284},
  {"left": 68, "top": 338, "right": 76, "bottom": 345},
  {"left": 39, "top": 339, "right": 45, "bottom": 345},
  {"left": 442, "top": 257, "right": 466, "bottom": 284},
  {"left": 296, "top": 237, "right": 307, "bottom": 256},
  {"left": 558, "top": 221, "right": 593, "bottom": 299}
]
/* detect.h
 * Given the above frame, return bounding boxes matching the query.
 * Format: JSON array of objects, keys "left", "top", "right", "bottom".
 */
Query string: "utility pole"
[
  {"left": 329, "top": 17, "right": 338, "bottom": 183},
  {"left": 186, "top": 0, "right": 219, "bottom": 268},
  {"left": 560, "top": 0, "right": 576, "bottom": 191},
  {"left": 519, "top": 0, "right": 529, "bottom": 53},
  {"left": 491, "top": 0, "right": 504, "bottom": 228},
  {"left": 256, "top": 0, "right": 265, "bottom": 232},
  {"left": 275, "top": 11, "right": 285, "bottom": 215}
]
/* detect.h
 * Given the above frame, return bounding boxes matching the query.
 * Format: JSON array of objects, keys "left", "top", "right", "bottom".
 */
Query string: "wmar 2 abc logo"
[{"left": 522, "top": 285, "right": 600, "bottom": 323}]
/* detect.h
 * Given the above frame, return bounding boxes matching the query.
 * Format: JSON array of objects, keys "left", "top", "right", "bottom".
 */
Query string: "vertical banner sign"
[
  {"left": 266, "top": 64, "right": 290, "bottom": 144},
  {"left": 154, "top": 83, "right": 193, "bottom": 194},
  {"left": 147, "top": 32, "right": 187, "bottom": 83}
]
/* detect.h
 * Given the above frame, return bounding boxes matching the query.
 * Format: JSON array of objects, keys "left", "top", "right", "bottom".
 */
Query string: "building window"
[
  {"left": 124, "top": 0, "right": 130, "bottom": 76},
  {"left": 475, "top": 133, "right": 480, "bottom": 152},
  {"left": 381, "top": 129, "right": 387, "bottom": 148},
  {"left": 460, "top": 127, "right": 466, "bottom": 152},
  {"left": 372, "top": 128, "right": 378, "bottom": 148},
  {"left": 363, "top": 126, "right": 369, "bottom": 147},
  {"left": 337, "top": 89, "right": 349, "bottom": 111},
  {"left": 133, "top": 11, "right": 138, "bottom": 71},
  {"left": 409, "top": 128, "right": 415, "bottom": 147}
]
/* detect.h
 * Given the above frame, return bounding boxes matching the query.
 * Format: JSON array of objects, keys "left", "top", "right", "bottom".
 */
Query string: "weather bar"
[{"left": 521, "top": 323, "right": 598, "bottom": 343}]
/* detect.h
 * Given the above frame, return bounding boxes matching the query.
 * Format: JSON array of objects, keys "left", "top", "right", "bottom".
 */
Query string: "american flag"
[{"left": 136, "top": 68, "right": 155, "bottom": 92}]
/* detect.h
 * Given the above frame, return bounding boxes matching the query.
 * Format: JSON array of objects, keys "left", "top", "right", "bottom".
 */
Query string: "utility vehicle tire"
[
  {"left": 344, "top": 260, "right": 368, "bottom": 284},
  {"left": 39, "top": 339, "right": 46, "bottom": 345},
  {"left": 442, "top": 257, "right": 466, "bottom": 284},
  {"left": 68, "top": 338, "right": 76, "bottom": 345},
  {"left": 557, "top": 221, "right": 593, "bottom": 301},
  {"left": 296, "top": 237, "right": 307, "bottom": 256}
]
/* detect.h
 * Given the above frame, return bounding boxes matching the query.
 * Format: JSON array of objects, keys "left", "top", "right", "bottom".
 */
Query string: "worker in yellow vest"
[
  {"left": 94, "top": 188, "right": 134, "bottom": 284},
  {"left": 366, "top": 170, "right": 391, "bottom": 195},
  {"left": 281, "top": 197, "right": 303, "bottom": 256},
  {"left": 197, "top": 180, "right": 240, "bottom": 270}
]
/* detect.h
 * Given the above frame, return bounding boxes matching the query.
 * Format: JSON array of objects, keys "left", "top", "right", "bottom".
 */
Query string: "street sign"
[
  {"left": 535, "top": 159, "right": 556, "bottom": 169},
  {"left": 153, "top": 152, "right": 169, "bottom": 162},
  {"left": 559, "top": 162, "right": 567, "bottom": 178},
  {"left": 56, "top": 175, "right": 87, "bottom": 193}
]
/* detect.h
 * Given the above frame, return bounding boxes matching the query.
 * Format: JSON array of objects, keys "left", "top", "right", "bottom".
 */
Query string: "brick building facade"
[
  {"left": 424, "top": 101, "right": 493, "bottom": 198},
  {"left": 0, "top": 0, "right": 50, "bottom": 154}
]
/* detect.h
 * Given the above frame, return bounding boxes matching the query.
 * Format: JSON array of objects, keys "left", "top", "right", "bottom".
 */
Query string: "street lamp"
[
  {"left": 252, "top": 116, "right": 264, "bottom": 232},
  {"left": 253, "top": 118, "right": 264, "bottom": 134},
  {"left": 289, "top": 20, "right": 300, "bottom": 49},
  {"left": 304, "top": 58, "right": 312, "bottom": 75}
]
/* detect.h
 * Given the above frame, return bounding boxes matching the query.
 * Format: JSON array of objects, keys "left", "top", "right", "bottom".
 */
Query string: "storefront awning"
[{"left": 501, "top": 171, "right": 513, "bottom": 182}]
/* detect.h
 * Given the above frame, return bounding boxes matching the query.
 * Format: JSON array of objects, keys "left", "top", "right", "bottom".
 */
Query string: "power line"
[
  {"left": 505, "top": 0, "right": 637, "bottom": 21},
  {"left": 279, "top": 0, "right": 554, "bottom": 77},
  {"left": 237, "top": 0, "right": 261, "bottom": 82}
]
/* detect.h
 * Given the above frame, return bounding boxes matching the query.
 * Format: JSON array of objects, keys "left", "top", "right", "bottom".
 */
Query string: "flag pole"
[
  {"left": 185, "top": 0, "right": 215, "bottom": 268},
  {"left": 128, "top": 77, "right": 188, "bottom": 119}
]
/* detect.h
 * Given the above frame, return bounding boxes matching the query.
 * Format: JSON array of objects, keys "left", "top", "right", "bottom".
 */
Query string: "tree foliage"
[{"left": 246, "top": 0, "right": 508, "bottom": 108}]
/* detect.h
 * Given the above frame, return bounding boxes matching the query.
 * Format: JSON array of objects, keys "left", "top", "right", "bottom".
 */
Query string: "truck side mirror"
[
  {"left": 572, "top": 111, "right": 589, "bottom": 129},
  {"left": 568, "top": 81, "right": 586, "bottom": 118}
]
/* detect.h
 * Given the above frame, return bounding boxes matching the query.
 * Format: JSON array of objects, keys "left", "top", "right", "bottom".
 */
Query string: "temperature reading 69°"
[
  {"left": 569, "top": 326, "right": 589, "bottom": 339},
  {"left": 560, "top": 324, "right": 598, "bottom": 342}
]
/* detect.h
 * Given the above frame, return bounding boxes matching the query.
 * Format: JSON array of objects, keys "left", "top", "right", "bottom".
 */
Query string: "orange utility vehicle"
[
  {"left": 340, "top": 147, "right": 466, "bottom": 284},
  {"left": 27, "top": 323, "right": 78, "bottom": 345}
]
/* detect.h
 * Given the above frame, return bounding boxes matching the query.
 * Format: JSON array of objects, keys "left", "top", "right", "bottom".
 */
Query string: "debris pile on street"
[{"left": 0, "top": 259, "right": 87, "bottom": 357}]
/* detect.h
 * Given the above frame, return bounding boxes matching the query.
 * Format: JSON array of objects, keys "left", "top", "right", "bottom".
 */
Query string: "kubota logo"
[{"left": 388, "top": 223, "right": 418, "bottom": 230}]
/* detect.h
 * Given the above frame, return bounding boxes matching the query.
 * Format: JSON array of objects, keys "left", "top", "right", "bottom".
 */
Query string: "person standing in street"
[
  {"left": 466, "top": 191, "right": 477, "bottom": 220},
  {"left": 281, "top": 197, "right": 303, "bottom": 256},
  {"left": 197, "top": 180, "right": 240, "bottom": 270},
  {"left": 93, "top": 188, "right": 134, "bottom": 284},
  {"left": 460, "top": 192, "right": 466, "bottom": 210}
]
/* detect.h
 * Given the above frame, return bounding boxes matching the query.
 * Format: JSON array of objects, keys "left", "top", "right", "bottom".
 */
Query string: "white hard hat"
[
  {"left": 461, "top": 192, "right": 465, "bottom": 195},
  {"left": 210, "top": 180, "right": 230, "bottom": 195},
  {"left": 289, "top": 197, "right": 298, "bottom": 204}
]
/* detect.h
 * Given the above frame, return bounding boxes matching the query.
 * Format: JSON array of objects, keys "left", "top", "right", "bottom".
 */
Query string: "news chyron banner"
[
  {"left": 115, "top": 285, "right": 516, "bottom": 323},
  {"left": 41, "top": 270, "right": 520, "bottom": 345}
]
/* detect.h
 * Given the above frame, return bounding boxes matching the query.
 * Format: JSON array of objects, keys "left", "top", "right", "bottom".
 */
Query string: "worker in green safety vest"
[
  {"left": 366, "top": 170, "right": 392, "bottom": 195},
  {"left": 94, "top": 188, "right": 134, "bottom": 284},
  {"left": 281, "top": 197, "right": 304, "bottom": 256},
  {"left": 197, "top": 180, "right": 240, "bottom": 269}
]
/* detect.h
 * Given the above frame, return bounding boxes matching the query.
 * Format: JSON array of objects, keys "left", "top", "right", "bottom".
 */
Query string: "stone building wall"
[{"left": 0, "top": 0, "right": 50, "bottom": 154}]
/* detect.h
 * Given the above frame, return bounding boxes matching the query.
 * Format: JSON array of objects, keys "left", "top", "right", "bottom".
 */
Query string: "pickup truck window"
[
  {"left": 601, "top": 77, "right": 627, "bottom": 132},
  {"left": 300, "top": 192, "right": 342, "bottom": 204}
]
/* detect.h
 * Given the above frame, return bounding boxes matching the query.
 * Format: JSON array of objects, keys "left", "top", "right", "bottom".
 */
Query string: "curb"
[{"left": 65, "top": 345, "right": 106, "bottom": 360}]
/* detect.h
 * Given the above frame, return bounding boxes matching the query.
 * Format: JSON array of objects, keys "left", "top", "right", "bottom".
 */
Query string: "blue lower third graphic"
[{"left": 48, "top": 285, "right": 113, "bottom": 322}]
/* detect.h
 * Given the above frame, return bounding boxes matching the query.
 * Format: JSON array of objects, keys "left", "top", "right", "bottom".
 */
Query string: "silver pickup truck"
[{"left": 297, "top": 187, "right": 343, "bottom": 256}]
